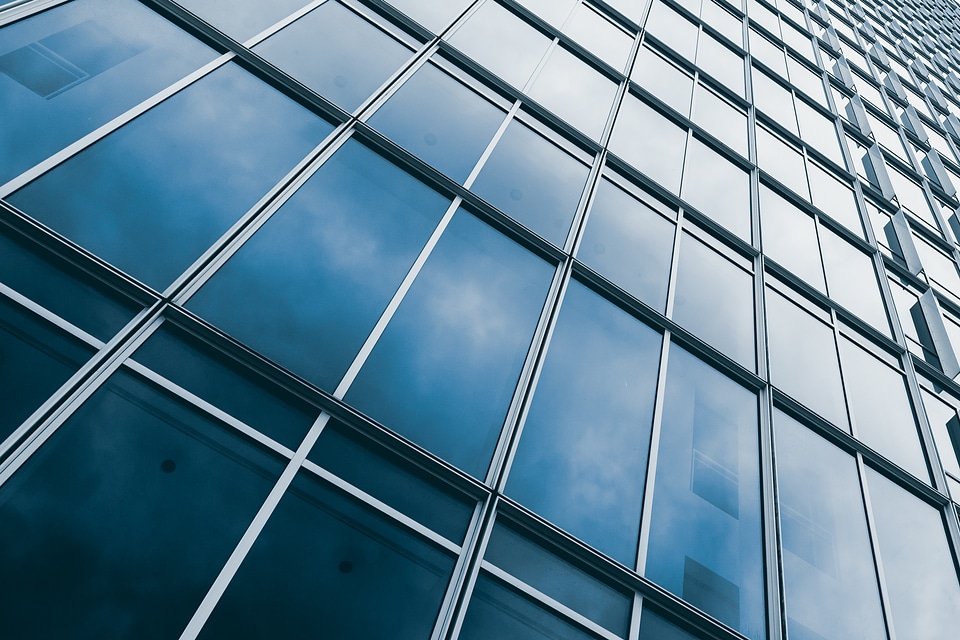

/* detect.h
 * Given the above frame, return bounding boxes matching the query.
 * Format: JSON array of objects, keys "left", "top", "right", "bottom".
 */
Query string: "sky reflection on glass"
[
  {"left": 506, "top": 280, "right": 661, "bottom": 565},
  {"left": 0, "top": 369, "right": 283, "bottom": 639},
  {"left": 9, "top": 63, "right": 332, "bottom": 290},
  {"left": 0, "top": 0, "right": 215, "bottom": 185},
  {"left": 188, "top": 139, "right": 450, "bottom": 392},
  {"left": 345, "top": 211, "right": 554, "bottom": 478},
  {"left": 175, "top": 0, "right": 312, "bottom": 42},
  {"left": 645, "top": 345, "right": 765, "bottom": 639}
]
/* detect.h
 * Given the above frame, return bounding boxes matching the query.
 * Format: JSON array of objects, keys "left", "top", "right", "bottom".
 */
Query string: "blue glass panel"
[
  {"left": 610, "top": 96, "right": 687, "bottom": 193},
  {"left": 175, "top": 0, "right": 312, "bottom": 42},
  {"left": 0, "top": 369, "right": 284, "bottom": 638},
  {"left": 645, "top": 345, "right": 765, "bottom": 639},
  {"left": 187, "top": 139, "right": 449, "bottom": 392},
  {"left": 471, "top": 119, "right": 590, "bottom": 246},
  {"left": 254, "top": 1, "right": 414, "bottom": 112},
  {"left": 197, "top": 471, "right": 456, "bottom": 639},
  {"left": 386, "top": 0, "right": 472, "bottom": 32},
  {"left": 680, "top": 138, "right": 752, "bottom": 241},
  {"left": 0, "top": 297, "right": 94, "bottom": 445},
  {"left": 577, "top": 178, "right": 676, "bottom": 311},
  {"left": 368, "top": 62, "right": 506, "bottom": 183},
  {"left": 0, "top": 0, "right": 215, "bottom": 184},
  {"left": 345, "top": 211, "right": 553, "bottom": 477},
  {"left": 638, "top": 608, "right": 704, "bottom": 639},
  {"left": 9, "top": 63, "right": 333, "bottom": 290},
  {"left": 506, "top": 280, "right": 661, "bottom": 564},
  {"left": 774, "top": 411, "right": 887, "bottom": 640}
]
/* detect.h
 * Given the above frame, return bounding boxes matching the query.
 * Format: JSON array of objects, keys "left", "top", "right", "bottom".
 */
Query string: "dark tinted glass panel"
[
  {"left": 345, "top": 211, "right": 553, "bottom": 477},
  {"left": 197, "top": 471, "right": 455, "bottom": 639},
  {"left": 645, "top": 345, "right": 765, "bottom": 639},
  {"left": 254, "top": 1, "right": 413, "bottom": 112},
  {"left": 866, "top": 468, "right": 960, "bottom": 640},
  {"left": 484, "top": 522, "right": 632, "bottom": 636},
  {"left": 9, "top": 63, "right": 332, "bottom": 290},
  {"left": 187, "top": 140, "right": 449, "bottom": 392},
  {"left": 0, "top": 369, "right": 283, "bottom": 639},
  {"left": 673, "top": 234, "right": 755, "bottom": 369},
  {"left": 0, "top": 229, "right": 139, "bottom": 340},
  {"left": 309, "top": 420, "right": 474, "bottom": 543},
  {"left": 0, "top": 0, "right": 215, "bottom": 184},
  {"left": 368, "top": 62, "right": 505, "bottom": 183},
  {"left": 132, "top": 324, "right": 319, "bottom": 449},
  {"left": 471, "top": 120, "right": 590, "bottom": 246},
  {"left": 775, "top": 411, "right": 887, "bottom": 640},
  {"left": 176, "top": 0, "right": 311, "bottom": 41},
  {"left": 507, "top": 281, "right": 661, "bottom": 564},
  {"left": 577, "top": 179, "right": 675, "bottom": 311},
  {"left": 0, "top": 297, "right": 94, "bottom": 445},
  {"left": 459, "top": 574, "right": 596, "bottom": 640},
  {"left": 638, "top": 608, "right": 703, "bottom": 640}
]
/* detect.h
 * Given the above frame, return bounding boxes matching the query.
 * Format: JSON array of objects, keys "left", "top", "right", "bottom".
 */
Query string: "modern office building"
[{"left": 4, "top": 0, "right": 960, "bottom": 638}]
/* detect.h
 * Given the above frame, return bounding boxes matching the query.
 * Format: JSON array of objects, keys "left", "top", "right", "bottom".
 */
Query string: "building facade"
[{"left": 2, "top": 0, "right": 960, "bottom": 638}]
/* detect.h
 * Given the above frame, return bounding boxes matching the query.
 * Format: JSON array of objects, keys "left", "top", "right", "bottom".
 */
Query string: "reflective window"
[
  {"left": 197, "top": 471, "right": 456, "bottom": 639},
  {"left": 132, "top": 324, "right": 319, "bottom": 450},
  {"left": 253, "top": 1, "right": 414, "bottom": 112},
  {"left": 0, "top": 0, "right": 216, "bottom": 184},
  {"left": 756, "top": 126, "right": 809, "bottom": 199},
  {"left": 610, "top": 96, "right": 687, "bottom": 193},
  {"left": 753, "top": 69, "right": 799, "bottom": 136},
  {"left": 631, "top": 46, "right": 694, "bottom": 116},
  {"left": 759, "top": 185, "right": 826, "bottom": 292},
  {"left": 866, "top": 468, "right": 960, "bottom": 640},
  {"left": 368, "top": 62, "right": 506, "bottom": 183},
  {"left": 681, "top": 138, "right": 752, "bottom": 241},
  {"left": 692, "top": 84, "right": 749, "bottom": 157},
  {"left": 564, "top": 4, "right": 634, "bottom": 72},
  {"left": 446, "top": 1, "right": 551, "bottom": 88},
  {"left": 470, "top": 119, "right": 590, "bottom": 246},
  {"left": 838, "top": 338, "right": 928, "bottom": 480},
  {"left": 702, "top": 1, "right": 743, "bottom": 46},
  {"left": 528, "top": 46, "right": 619, "bottom": 140},
  {"left": 9, "top": 63, "right": 333, "bottom": 290},
  {"left": 774, "top": 410, "right": 887, "bottom": 640},
  {"left": 819, "top": 228, "right": 888, "bottom": 332},
  {"left": 673, "top": 233, "right": 755, "bottom": 369},
  {"left": 765, "top": 287, "right": 848, "bottom": 427},
  {"left": 0, "top": 296, "right": 94, "bottom": 445},
  {"left": 920, "top": 389, "right": 960, "bottom": 497},
  {"left": 638, "top": 608, "right": 704, "bottom": 639},
  {"left": 578, "top": 178, "right": 676, "bottom": 311},
  {"left": 807, "top": 163, "right": 862, "bottom": 235},
  {"left": 646, "top": 1, "right": 699, "bottom": 61},
  {"left": 796, "top": 99, "right": 844, "bottom": 166},
  {"left": 0, "top": 369, "right": 284, "bottom": 638},
  {"left": 345, "top": 211, "right": 553, "bottom": 477},
  {"left": 514, "top": 0, "right": 577, "bottom": 26},
  {"left": 506, "top": 281, "right": 661, "bottom": 564},
  {"left": 645, "top": 345, "right": 765, "bottom": 639},
  {"left": 187, "top": 140, "right": 450, "bottom": 392},
  {"left": 696, "top": 31, "right": 746, "bottom": 96},
  {"left": 386, "top": 0, "right": 471, "bottom": 33}
]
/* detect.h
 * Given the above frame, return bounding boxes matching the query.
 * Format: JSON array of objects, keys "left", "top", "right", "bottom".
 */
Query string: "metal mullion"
[
  {"left": 0, "top": 280, "right": 102, "bottom": 350},
  {"left": 0, "top": 54, "right": 233, "bottom": 199},
  {"left": 299, "top": 458, "right": 462, "bottom": 554},
  {"left": 0, "top": 0, "right": 67, "bottom": 27}
]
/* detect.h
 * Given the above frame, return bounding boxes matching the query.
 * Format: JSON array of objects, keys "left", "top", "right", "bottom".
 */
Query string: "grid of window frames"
[{"left": 3, "top": 0, "right": 960, "bottom": 638}]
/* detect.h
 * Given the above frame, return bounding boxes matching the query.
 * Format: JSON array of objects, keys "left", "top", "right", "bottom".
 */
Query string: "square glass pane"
[
  {"left": 470, "top": 119, "right": 590, "bottom": 246},
  {"left": 632, "top": 45, "right": 694, "bottom": 116},
  {"left": 646, "top": 1, "right": 699, "bottom": 61},
  {"left": 759, "top": 185, "right": 826, "bottom": 291},
  {"left": 756, "top": 126, "right": 810, "bottom": 199},
  {"left": 368, "top": 62, "right": 506, "bottom": 182},
  {"left": 197, "top": 471, "right": 456, "bottom": 639},
  {"left": 807, "top": 163, "right": 862, "bottom": 235},
  {"left": 681, "top": 138, "right": 752, "bottom": 241},
  {"left": 696, "top": 32, "right": 746, "bottom": 96},
  {"left": 9, "top": 63, "right": 333, "bottom": 290},
  {"left": 0, "top": 0, "right": 216, "bottom": 184},
  {"left": 253, "top": 1, "right": 414, "bottom": 112},
  {"left": 0, "top": 369, "right": 284, "bottom": 638},
  {"left": 610, "top": 95, "right": 687, "bottom": 193},
  {"left": 187, "top": 139, "right": 450, "bottom": 392},
  {"left": 506, "top": 281, "right": 662, "bottom": 564},
  {"left": 692, "top": 84, "right": 749, "bottom": 156},
  {"left": 345, "top": 211, "right": 554, "bottom": 477},
  {"left": 752, "top": 68, "right": 799, "bottom": 135}
]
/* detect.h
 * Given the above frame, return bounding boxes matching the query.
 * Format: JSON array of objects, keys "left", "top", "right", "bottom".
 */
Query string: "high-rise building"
[{"left": 3, "top": 0, "right": 960, "bottom": 638}]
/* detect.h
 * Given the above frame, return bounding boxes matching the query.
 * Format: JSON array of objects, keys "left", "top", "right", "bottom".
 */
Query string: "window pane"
[
  {"left": 565, "top": 4, "right": 634, "bottom": 72},
  {"left": 646, "top": 1, "right": 699, "bottom": 61},
  {"left": 578, "top": 178, "right": 676, "bottom": 311},
  {"left": 638, "top": 608, "right": 704, "bottom": 640},
  {"left": 819, "top": 227, "right": 889, "bottom": 333},
  {"left": 696, "top": 32, "right": 746, "bottom": 96},
  {"left": 386, "top": 0, "right": 471, "bottom": 32},
  {"left": 692, "top": 84, "right": 748, "bottom": 156},
  {"left": 866, "top": 468, "right": 960, "bottom": 640},
  {"left": 506, "top": 281, "right": 661, "bottom": 564},
  {"left": 774, "top": 411, "right": 887, "bottom": 640},
  {"left": 611, "top": 96, "right": 687, "bottom": 193},
  {"left": 176, "top": 0, "right": 311, "bottom": 41},
  {"left": 681, "top": 138, "right": 751, "bottom": 240},
  {"left": 345, "top": 211, "right": 553, "bottom": 477},
  {"left": 752, "top": 69, "right": 799, "bottom": 135},
  {"left": 631, "top": 46, "right": 694, "bottom": 116},
  {"left": 645, "top": 345, "right": 765, "bottom": 639},
  {"left": 0, "top": 369, "right": 284, "bottom": 638},
  {"left": 368, "top": 62, "right": 506, "bottom": 182},
  {"left": 673, "top": 234, "right": 755, "bottom": 369},
  {"left": 254, "top": 1, "right": 413, "bottom": 112},
  {"left": 807, "top": 163, "right": 862, "bottom": 235},
  {"left": 759, "top": 185, "right": 826, "bottom": 292},
  {"left": 0, "top": 296, "right": 94, "bottom": 444},
  {"left": 187, "top": 140, "right": 450, "bottom": 392},
  {"left": 9, "top": 63, "right": 333, "bottom": 290},
  {"left": 766, "top": 288, "right": 847, "bottom": 427},
  {"left": 756, "top": 126, "right": 809, "bottom": 199},
  {"left": 0, "top": 0, "right": 215, "bottom": 184},
  {"left": 471, "top": 119, "right": 590, "bottom": 246},
  {"left": 197, "top": 471, "right": 456, "bottom": 639}
]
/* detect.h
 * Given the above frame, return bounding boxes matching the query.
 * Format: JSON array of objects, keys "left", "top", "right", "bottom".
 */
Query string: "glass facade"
[{"left": 4, "top": 0, "right": 960, "bottom": 638}]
